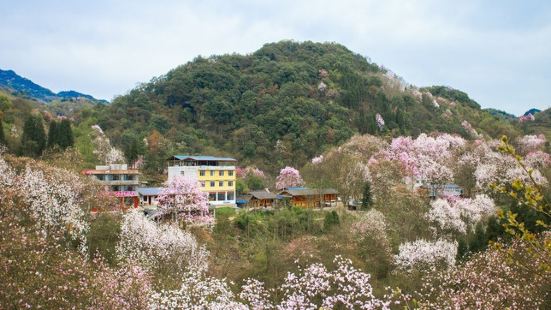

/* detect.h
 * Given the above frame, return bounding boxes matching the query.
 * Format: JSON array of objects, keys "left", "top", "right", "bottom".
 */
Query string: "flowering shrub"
[
  {"left": 381, "top": 133, "right": 465, "bottom": 185},
  {"left": 516, "top": 134, "right": 546, "bottom": 153},
  {"left": 311, "top": 154, "right": 324, "bottom": 165},
  {"left": 157, "top": 176, "right": 212, "bottom": 224},
  {"left": 417, "top": 238, "right": 549, "bottom": 309},
  {"left": 240, "top": 256, "right": 395, "bottom": 309},
  {"left": 394, "top": 239, "right": 457, "bottom": 270},
  {"left": 461, "top": 120, "right": 481, "bottom": 138},
  {"left": 518, "top": 113, "right": 535, "bottom": 122},
  {"left": 237, "top": 166, "right": 266, "bottom": 178},
  {"left": 466, "top": 140, "right": 549, "bottom": 189},
  {"left": 19, "top": 164, "right": 89, "bottom": 253},
  {"left": 275, "top": 166, "right": 304, "bottom": 190},
  {"left": 0, "top": 217, "right": 96, "bottom": 309},
  {"left": 427, "top": 195, "right": 496, "bottom": 234},
  {"left": 92, "top": 264, "right": 152, "bottom": 309},
  {"left": 427, "top": 199, "right": 466, "bottom": 233},
  {"left": 352, "top": 209, "right": 387, "bottom": 237},
  {"left": 150, "top": 270, "right": 246, "bottom": 310},
  {"left": 91, "top": 124, "right": 125, "bottom": 164},
  {"left": 116, "top": 211, "right": 209, "bottom": 272},
  {"left": 525, "top": 151, "right": 551, "bottom": 168}
]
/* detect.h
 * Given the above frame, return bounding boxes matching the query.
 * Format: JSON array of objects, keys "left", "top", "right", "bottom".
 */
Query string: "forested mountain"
[
  {"left": 83, "top": 41, "right": 525, "bottom": 173},
  {"left": 0, "top": 68, "right": 106, "bottom": 103}
]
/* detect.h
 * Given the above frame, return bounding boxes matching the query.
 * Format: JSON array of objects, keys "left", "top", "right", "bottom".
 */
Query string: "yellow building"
[{"left": 167, "top": 155, "right": 237, "bottom": 206}]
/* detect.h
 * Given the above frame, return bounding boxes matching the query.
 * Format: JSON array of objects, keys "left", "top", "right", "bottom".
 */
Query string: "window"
[
  {"left": 210, "top": 181, "right": 215, "bottom": 187},
  {"left": 96, "top": 175, "right": 104, "bottom": 181},
  {"left": 200, "top": 170, "right": 205, "bottom": 176},
  {"left": 228, "top": 170, "right": 234, "bottom": 176},
  {"left": 180, "top": 171, "right": 185, "bottom": 176},
  {"left": 219, "top": 170, "right": 224, "bottom": 176},
  {"left": 210, "top": 170, "right": 214, "bottom": 176},
  {"left": 200, "top": 181, "right": 205, "bottom": 187},
  {"left": 209, "top": 192, "right": 216, "bottom": 201},
  {"left": 228, "top": 181, "right": 233, "bottom": 187},
  {"left": 219, "top": 181, "right": 224, "bottom": 187},
  {"left": 217, "top": 192, "right": 225, "bottom": 201},
  {"left": 227, "top": 191, "right": 235, "bottom": 200}
]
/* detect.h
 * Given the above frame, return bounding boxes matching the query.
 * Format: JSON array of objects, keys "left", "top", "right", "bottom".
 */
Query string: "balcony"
[{"left": 99, "top": 180, "right": 140, "bottom": 186}]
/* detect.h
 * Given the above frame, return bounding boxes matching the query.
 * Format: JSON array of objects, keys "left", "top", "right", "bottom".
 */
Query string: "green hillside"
[
  {"left": 88, "top": 41, "right": 525, "bottom": 173},
  {"left": 1, "top": 41, "right": 535, "bottom": 174}
]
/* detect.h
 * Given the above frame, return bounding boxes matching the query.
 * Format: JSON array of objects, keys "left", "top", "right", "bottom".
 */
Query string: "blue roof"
[
  {"left": 170, "top": 155, "right": 237, "bottom": 162},
  {"left": 137, "top": 187, "right": 163, "bottom": 196}
]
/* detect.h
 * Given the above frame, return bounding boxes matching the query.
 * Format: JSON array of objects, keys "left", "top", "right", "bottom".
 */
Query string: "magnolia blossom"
[
  {"left": 517, "top": 134, "right": 547, "bottom": 153},
  {"left": 19, "top": 165, "right": 89, "bottom": 253},
  {"left": 0, "top": 152, "right": 16, "bottom": 188},
  {"left": 352, "top": 209, "right": 387, "bottom": 237},
  {"left": 427, "top": 195, "right": 495, "bottom": 234},
  {"left": 116, "top": 211, "right": 209, "bottom": 272},
  {"left": 275, "top": 166, "right": 304, "bottom": 190},
  {"left": 239, "top": 279, "right": 273, "bottom": 310},
  {"left": 417, "top": 238, "right": 548, "bottom": 309},
  {"left": 239, "top": 256, "right": 396, "bottom": 309},
  {"left": 93, "top": 264, "right": 152, "bottom": 309},
  {"left": 469, "top": 141, "right": 549, "bottom": 190},
  {"left": 237, "top": 166, "right": 266, "bottom": 178},
  {"left": 375, "top": 113, "right": 385, "bottom": 130},
  {"left": 157, "top": 176, "right": 212, "bottom": 224},
  {"left": 382, "top": 133, "right": 465, "bottom": 185},
  {"left": 518, "top": 113, "right": 535, "bottom": 122},
  {"left": 427, "top": 199, "right": 466, "bottom": 233},
  {"left": 150, "top": 271, "right": 247, "bottom": 310},
  {"left": 461, "top": 120, "right": 481, "bottom": 138},
  {"left": 394, "top": 239, "right": 457, "bottom": 270},
  {"left": 91, "top": 124, "right": 125, "bottom": 164},
  {"left": 525, "top": 151, "right": 551, "bottom": 168},
  {"left": 311, "top": 155, "right": 324, "bottom": 165}
]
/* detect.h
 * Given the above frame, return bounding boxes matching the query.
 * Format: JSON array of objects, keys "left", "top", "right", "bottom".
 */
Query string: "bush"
[{"left": 323, "top": 211, "right": 340, "bottom": 230}]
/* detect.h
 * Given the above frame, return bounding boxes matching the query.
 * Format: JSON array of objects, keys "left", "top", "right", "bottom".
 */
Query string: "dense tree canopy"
[{"left": 84, "top": 41, "right": 526, "bottom": 173}]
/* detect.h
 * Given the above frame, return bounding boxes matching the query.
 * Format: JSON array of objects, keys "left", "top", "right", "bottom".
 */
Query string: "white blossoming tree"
[{"left": 116, "top": 211, "right": 209, "bottom": 272}]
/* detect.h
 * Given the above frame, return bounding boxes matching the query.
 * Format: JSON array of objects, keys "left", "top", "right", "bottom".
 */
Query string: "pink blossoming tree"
[
  {"left": 275, "top": 166, "right": 304, "bottom": 190},
  {"left": 157, "top": 176, "right": 212, "bottom": 224}
]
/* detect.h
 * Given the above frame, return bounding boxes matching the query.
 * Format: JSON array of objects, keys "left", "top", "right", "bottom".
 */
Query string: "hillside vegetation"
[{"left": 84, "top": 41, "right": 523, "bottom": 173}]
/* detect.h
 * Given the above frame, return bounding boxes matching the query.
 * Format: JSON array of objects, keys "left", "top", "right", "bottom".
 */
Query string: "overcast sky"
[{"left": 1, "top": 0, "right": 549, "bottom": 115}]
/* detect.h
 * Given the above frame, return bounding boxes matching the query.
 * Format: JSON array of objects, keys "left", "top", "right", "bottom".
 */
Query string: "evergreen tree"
[
  {"left": 361, "top": 180, "right": 373, "bottom": 209},
  {"left": 20, "top": 114, "right": 46, "bottom": 157},
  {"left": 366, "top": 113, "right": 377, "bottom": 134},
  {"left": 123, "top": 136, "right": 140, "bottom": 166},
  {"left": 58, "top": 119, "right": 74, "bottom": 149},
  {"left": 47, "top": 121, "right": 59, "bottom": 148},
  {"left": 0, "top": 119, "right": 6, "bottom": 146}
]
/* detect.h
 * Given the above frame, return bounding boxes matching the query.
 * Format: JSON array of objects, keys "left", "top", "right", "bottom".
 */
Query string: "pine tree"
[
  {"left": 58, "top": 119, "right": 74, "bottom": 149},
  {"left": 124, "top": 137, "right": 139, "bottom": 166},
  {"left": 47, "top": 121, "right": 59, "bottom": 148},
  {"left": 20, "top": 115, "right": 46, "bottom": 157},
  {"left": 0, "top": 119, "right": 6, "bottom": 146},
  {"left": 361, "top": 180, "right": 372, "bottom": 209}
]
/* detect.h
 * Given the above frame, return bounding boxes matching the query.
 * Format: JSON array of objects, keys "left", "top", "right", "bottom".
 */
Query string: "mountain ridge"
[{"left": 0, "top": 68, "right": 107, "bottom": 104}]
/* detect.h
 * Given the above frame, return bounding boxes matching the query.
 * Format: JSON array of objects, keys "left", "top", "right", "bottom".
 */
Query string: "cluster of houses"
[
  {"left": 82, "top": 155, "right": 340, "bottom": 210},
  {"left": 82, "top": 155, "right": 463, "bottom": 211}
]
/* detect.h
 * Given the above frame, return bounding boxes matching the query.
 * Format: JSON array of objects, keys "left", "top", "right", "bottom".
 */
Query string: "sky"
[{"left": 0, "top": 0, "right": 550, "bottom": 115}]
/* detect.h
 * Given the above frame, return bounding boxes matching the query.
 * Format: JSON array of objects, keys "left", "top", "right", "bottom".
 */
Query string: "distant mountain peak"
[
  {"left": 524, "top": 108, "right": 541, "bottom": 116},
  {"left": 0, "top": 68, "right": 107, "bottom": 103}
]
